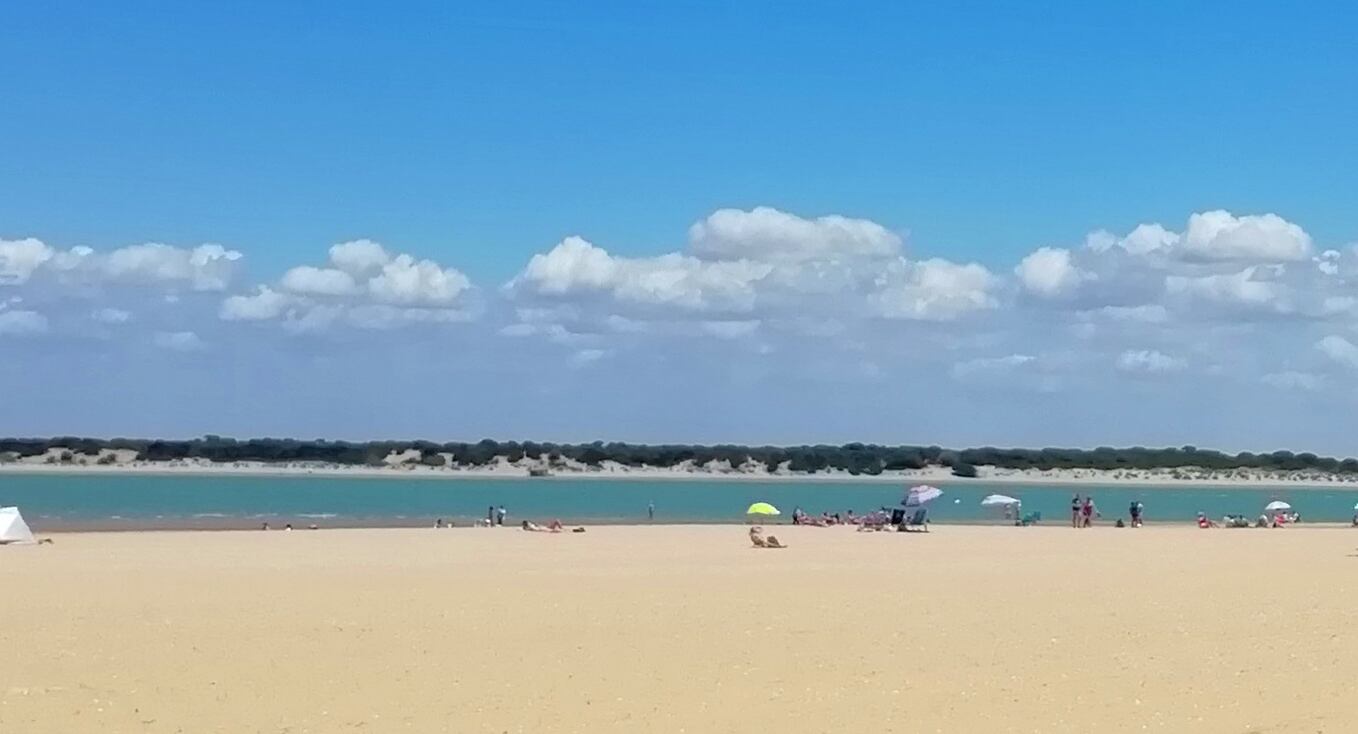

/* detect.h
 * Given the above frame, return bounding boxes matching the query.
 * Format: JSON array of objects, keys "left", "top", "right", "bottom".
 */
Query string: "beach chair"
[{"left": 898, "top": 508, "right": 929, "bottom": 532}]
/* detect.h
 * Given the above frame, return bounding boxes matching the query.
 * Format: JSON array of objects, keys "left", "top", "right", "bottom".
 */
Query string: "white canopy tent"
[
  {"left": 1264, "top": 500, "right": 1291, "bottom": 512},
  {"left": 980, "top": 494, "right": 1021, "bottom": 507},
  {"left": 0, "top": 507, "right": 36, "bottom": 545}
]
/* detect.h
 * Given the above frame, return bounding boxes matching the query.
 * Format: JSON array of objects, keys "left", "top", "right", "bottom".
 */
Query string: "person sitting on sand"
[
  {"left": 1196, "top": 513, "right": 1216, "bottom": 529},
  {"left": 748, "top": 526, "right": 785, "bottom": 548}
]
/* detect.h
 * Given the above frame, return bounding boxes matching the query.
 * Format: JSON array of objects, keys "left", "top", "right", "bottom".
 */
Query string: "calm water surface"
[{"left": 3, "top": 473, "right": 1358, "bottom": 529}]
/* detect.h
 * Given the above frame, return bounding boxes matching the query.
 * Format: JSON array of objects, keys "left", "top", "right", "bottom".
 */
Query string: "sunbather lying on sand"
[
  {"left": 521, "top": 520, "right": 563, "bottom": 533},
  {"left": 748, "top": 526, "right": 785, "bottom": 548}
]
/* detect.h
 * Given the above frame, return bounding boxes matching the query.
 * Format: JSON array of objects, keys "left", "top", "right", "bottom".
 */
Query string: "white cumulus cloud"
[
  {"left": 1317, "top": 335, "right": 1358, "bottom": 369},
  {"left": 951, "top": 354, "right": 1035, "bottom": 380},
  {"left": 220, "top": 286, "right": 293, "bottom": 321},
  {"left": 1016, "top": 247, "right": 1088, "bottom": 297},
  {"left": 368, "top": 255, "right": 471, "bottom": 305},
  {"left": 1262, "top": 371, "right": 1324, "bottom": 392},
  {"left": 1116, "top": 349, "right": 1185, "bottom": 374},
  {"left": 0, "top": 238, "right": 54, "bottom": 284},
  {"left": 688, "top": 206, "right": 901, "bottom": 262},
  {"left": 874, "top": 258, "right": 998, "bottom": 320},
  {"left": 280, "top": 266, "right": 359, "bottom": 296},
  {"left": 1181, "top": 210, "right": 1311, "bottom": 262},
  {"left": 154, "top": 331, "right": 206, "bottom": 352},
  {"left": 91, "top": 308, "right": 132, "bottom": 324},
  {"left": 1, "top": 237, "right": 241, "bottom": 290},
  {"left": 515, "top": 236, "right": 771, "bottom": 312},
  {"left": 217, "top": 239, "right": 472, "bottom": 329},
  {"left": 0, "top": 309, "right": 49, "bottom": 335}
]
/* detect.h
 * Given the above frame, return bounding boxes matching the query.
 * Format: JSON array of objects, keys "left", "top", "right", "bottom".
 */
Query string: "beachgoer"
[
  {"left": 1129, "top": 501, "right": 1143, "bottom": 528},
  {"left": 1071, "top": 494, "right": 1082, "bottom": 528},
  {"left": 1081, "top": 497, "right": 1096, "bottom": 528},
  {"left": 487, "top": 506, "right": 495, "bottom": 525},
  {"left": 496, "top": 506, "right": 507, "bottom": 526},
  {"left": 648, "top": 502, "right": 655, "bottom": 521},
  {"left": 284, "top": 523, "right": 293, "bottom": 531},
  {"left": 261, "top": 522, "right": 270, "bottom": 531},
  {"left": 748, "top": 526, "right": 785, "bottom": 548},
  {"left": 435, "top": 518, "right": 444, "bottom": 529}
]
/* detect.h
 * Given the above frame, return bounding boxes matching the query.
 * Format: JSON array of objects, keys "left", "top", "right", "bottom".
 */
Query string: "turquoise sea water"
[{"left": 3, "top": 473, "right": 1358, "bottom": 529}]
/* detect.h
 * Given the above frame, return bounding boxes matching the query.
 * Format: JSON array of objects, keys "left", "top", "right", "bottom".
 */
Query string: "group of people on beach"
[
  {"left": 1069, "top": 495, "right": 1146, "bottom": 528},
  {"left": 791, "top": 507, "right": 859, "bottom": 526},
  {"left": 1199, "top": 511, "right": 1301, "bottom": 529},
  {"left": 1070, "top": 494, "right": 1100, "bottom": 527}
]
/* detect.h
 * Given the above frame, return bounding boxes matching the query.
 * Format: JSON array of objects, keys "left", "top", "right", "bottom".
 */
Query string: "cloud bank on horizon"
[{"left": 2, "top": 206, "right": 1355, "bottom": 452}]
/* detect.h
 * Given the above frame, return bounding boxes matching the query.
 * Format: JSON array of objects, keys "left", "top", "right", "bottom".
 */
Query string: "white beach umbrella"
[
  {"left": 904, "top": 485, "right": 944, "bottom": 506},
  {"left": 980, "top": 494, "right": 1021, "bottom": 507},
  {"left": 1264, "top": 500, "right": 1291, "bottom": 512}
]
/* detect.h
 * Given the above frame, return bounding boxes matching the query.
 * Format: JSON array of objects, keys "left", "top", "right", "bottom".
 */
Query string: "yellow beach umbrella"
[{"left": 746, "top": 502, "right": 781, "bottom": 516}]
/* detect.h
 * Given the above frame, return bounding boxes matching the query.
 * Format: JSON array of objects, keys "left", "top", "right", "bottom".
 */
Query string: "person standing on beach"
[
  {"left": 1081, "top": 496, "right": 1096, "bottom": 528},
  {"left": 1071, "top": 494, "right": 1082, "bottom": 528},
  {"left": 496, "top": 505, "right": 507, "bottom": 526},
  {"left": 648, "top": 501, "right": 655, "bottom": 521},
  {"left": 487, "top": 506, "right": 495, "bottom": 526}
]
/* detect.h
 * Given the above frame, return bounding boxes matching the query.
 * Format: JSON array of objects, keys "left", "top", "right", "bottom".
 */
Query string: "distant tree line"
[{"left": 2, "top": 436, "right": 1357, "bottom": 475}]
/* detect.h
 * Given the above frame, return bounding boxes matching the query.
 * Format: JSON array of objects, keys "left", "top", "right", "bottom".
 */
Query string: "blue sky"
[{"left": 4, "top": 2, "right": 1358, "bottom": 451}]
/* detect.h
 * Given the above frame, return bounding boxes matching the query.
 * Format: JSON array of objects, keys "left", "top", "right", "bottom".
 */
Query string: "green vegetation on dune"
[{"left": 1, "top": 437, "right": 1356, "bottom": 476}]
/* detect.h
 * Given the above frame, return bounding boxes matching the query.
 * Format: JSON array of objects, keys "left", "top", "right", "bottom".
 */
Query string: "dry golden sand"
[{"left": 3, "top": 524, "right": 1357, "bottom": 733}]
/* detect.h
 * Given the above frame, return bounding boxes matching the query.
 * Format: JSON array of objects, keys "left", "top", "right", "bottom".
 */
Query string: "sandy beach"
[
  {"left": 6, "top": 456, "right": 1358, "bottom": 489},
  {"left": 4, "top": 524, "right": 1356, "bottom": 733}
]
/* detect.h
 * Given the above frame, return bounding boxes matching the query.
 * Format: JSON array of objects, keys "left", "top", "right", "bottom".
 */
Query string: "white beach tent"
[
  {"left": 980, "top": 494, "right": 1021, "bottom": 508},
  {"left": 1264, "top": 500, "right": 1291, "bottom": 512},
  {"left": 0, "top": 506, "right": 36, "bottom": 545}
]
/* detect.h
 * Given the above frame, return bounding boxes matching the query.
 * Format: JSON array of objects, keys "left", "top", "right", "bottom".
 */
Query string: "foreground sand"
[{"left": 3, "top": 525, "right": 1357, "bottom": 733}]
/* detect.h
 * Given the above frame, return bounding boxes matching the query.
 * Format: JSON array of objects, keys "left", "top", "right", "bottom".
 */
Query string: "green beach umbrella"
[{"left": 746, "top": 502, "right": 781, "bottom": 516}]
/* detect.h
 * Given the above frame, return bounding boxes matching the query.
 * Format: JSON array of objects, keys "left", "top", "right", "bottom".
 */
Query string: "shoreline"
[
  {"left": 6, "top": 459, "right": 1358, "bottom": 489},
  {"left": 25, "top": 518, "right": 1358, "bottom": 534}
]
